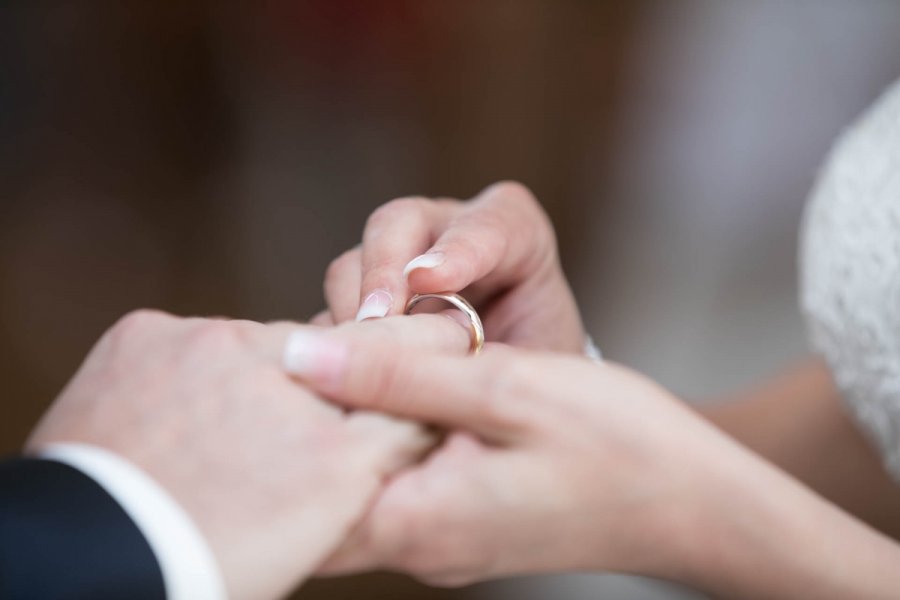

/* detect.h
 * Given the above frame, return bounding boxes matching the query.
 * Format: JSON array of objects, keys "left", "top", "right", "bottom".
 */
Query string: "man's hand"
[
  {"left": 26, "top": 310, "right": 470, "bottom": 600},
  {"left": 322, "top": 181, "right": 587, "bottom": 353}
]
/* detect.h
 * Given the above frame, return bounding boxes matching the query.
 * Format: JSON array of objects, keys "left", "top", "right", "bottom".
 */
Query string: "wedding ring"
[{"left": 404, "top": 292, "right": 485, "bottom": 355}]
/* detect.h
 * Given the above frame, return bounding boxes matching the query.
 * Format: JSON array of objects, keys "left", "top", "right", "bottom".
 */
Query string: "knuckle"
[
  {"left": 250, "top": 363, "right": 287, "bottom": 391},
  {"left": 475, "top": 352, "right": 532, "bottom": 426},
  {"left": 366, "top": 354, "right": 406, "bottom": 410},
  {"left": 489, "top": 182, "right": 558, "bottom": 266},
  {"left": 385, "top": 195, "right": 430, "bottom": 213},
  {"left": 486, "top": 356, "right": 527, "bottom": 399},
  {"left": 442, "top": 226, "right": 497, "bottom": 265},
  {"left": 432, "top": 197, "right": 463, "bottom": 209},
  {"left": 113, "top": 308, "right": 170, "bottom": 333},
  {"left": 363, "top": 254, "right": 403, "bottom": 276},
  {"left": 490, "top": 179, "right": 535, "bottom": 203},
  {"left": 324, "top": 248, "right": 358, "bottom": 288},
  {"left": 97, "top": 309, "right": 177, "bottom": 364},
  {"left": 486, "top": 180, "right": 551, "bottom": 228},
  {"left": 186, "top": 319, "right": 244, "bottom": 354},
  {"left": 106, "top": 309, "right": 173, "bottom": 345},
  {"left": 366, "top": 196, "right": 428, "bottom": 229}
]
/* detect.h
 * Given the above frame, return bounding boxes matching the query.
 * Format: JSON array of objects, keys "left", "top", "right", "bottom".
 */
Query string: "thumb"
[{"left": 403, "top": 181, "right": 557, "bottom": 299}]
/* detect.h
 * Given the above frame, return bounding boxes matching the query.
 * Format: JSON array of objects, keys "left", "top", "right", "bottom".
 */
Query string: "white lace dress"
[{"left": 802, "top": 77, "right": 900, "bottom": 480}]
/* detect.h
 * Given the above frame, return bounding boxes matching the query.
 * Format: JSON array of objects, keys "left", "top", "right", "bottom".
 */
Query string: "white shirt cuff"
[{"left": 39, "top": 443, "right": 227, "bottom": 600}]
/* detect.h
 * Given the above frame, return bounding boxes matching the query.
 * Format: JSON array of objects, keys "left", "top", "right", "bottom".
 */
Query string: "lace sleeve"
[{"left": 801, "top": 78, "right": 900, "bottom": 481}]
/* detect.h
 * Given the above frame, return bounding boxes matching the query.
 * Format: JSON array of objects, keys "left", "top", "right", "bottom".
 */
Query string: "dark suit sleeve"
[{"left": 0, "top": 457, "right": 166, "bottom": 600}]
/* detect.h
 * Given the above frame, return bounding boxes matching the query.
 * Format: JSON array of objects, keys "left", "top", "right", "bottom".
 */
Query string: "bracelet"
[{"left": 584, "top": 335, "right": 604, "bottom": 363}]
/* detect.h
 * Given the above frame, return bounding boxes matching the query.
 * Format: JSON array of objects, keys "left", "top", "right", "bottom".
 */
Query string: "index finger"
[
  {"left": 356, "top": 197, "right": 457, "bottom": 321},
  {"left": 284, "top": 339, "right": 528, "bottom": 441},
  {"left": 258, "top": 312, "right": 471, "bottom": 366}
]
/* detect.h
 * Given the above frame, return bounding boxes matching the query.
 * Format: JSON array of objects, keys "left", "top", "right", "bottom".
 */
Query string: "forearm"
[
  {"left": 698, "top": 358, "right": 900, "bottom": 538},
  {"left": 676, "top": 442, "right": 900, "bottom": 599}
]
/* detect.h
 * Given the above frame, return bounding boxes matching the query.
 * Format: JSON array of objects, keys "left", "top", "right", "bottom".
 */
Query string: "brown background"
[{"left": 3, "top": 2, "right": 900, "bottom": 599}]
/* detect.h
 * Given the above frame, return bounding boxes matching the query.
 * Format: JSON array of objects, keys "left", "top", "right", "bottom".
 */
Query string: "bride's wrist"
[
  {"left": 575, "top": 419, "right": 753, "bottom": 583},
  {"left": 610, "top": 428, "right": 790, "bottom": 590},
  {"left": 673, "top": 450, "right": 775, "bottom": 592},
  {"left": 660, "top": 439, "right": 899, "bottom": 599}
]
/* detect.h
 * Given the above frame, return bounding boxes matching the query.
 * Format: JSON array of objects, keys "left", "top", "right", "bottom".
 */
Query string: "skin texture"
[
  {"left": 699, "top": 359, "right": 900, "bottom": 540},
  {"left": 26, "top": 310, "right": 470, "bottom": 600},
  {"left": 291, "top": 337, "right": 900, "bottom": 599},
  {"left": 319, "top": 180, "right": 900, "bottom": 596},
  {"left": 322, "top": 181, "right": 586, "bottom": 352}
]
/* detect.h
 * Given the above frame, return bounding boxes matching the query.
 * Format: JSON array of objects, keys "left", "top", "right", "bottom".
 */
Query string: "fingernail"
[
  {"left": 402, "top": 252, "right": 445, "bottom": 278},
  {"left": 355, "top": 288, "right": 393, "bottom": 322},
  {"left": 283, "top": 330, "right": 347, "bottom": 382}
]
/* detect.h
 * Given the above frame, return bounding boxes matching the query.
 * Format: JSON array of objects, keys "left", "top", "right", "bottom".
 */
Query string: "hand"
[
  {"left": 293, "top": 340, "right": 900, "bottom": 599},
  {"left": 286, "top": 337, "right": 739, "bottom": 587},
  {"left": 26, "top": 310, "right": 470, "bottom": 600},
  {"left": 322, "top": 181, "right": 587, "bottom": 353}
]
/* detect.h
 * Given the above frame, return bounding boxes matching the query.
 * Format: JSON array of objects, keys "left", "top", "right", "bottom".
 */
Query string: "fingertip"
[
  {"left": 404, "top": 251, "right": 460, "bottom": 294},
  {"left": 406, "top": 266, "right": 456, "bottom": 293},
  {"left": 282, "top": 329, "right": 349, "bottom": 388},
  {"left": 356, "top": 288, "right": 394, "bottom": 322},
  {"left": 402, "top": 251, "right": 446, "bottom": 278}
]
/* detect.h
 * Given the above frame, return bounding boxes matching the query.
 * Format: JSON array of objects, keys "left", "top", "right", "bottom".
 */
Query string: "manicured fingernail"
[
  {"left": 356, "top": 288, "right": 393, "bottom": 322},
  {"left": 403, "top": 252, "right": 445, "bottom": 278},
  {"left": 283, "top": 330, "right": 347, "bottom": 382}
]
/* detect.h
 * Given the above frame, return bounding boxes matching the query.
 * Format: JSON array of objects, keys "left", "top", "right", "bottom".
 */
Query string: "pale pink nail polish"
[
  {"left": 402, "top": 252, "right": 445, "bottom": 278},
  {"left": 282, "top": 330, "right": 347, "bottom": 383},
  {"left": 355, "top": 288, "right": 393, "bottom": 322}
]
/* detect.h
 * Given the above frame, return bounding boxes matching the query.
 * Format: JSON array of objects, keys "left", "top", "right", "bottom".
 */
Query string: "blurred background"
[{"left": 3, "top": 1, "right": 900, "bottom": 598}]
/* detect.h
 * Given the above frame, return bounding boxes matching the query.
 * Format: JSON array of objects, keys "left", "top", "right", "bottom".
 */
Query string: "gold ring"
[{"left": 404, "top": 292, "right": 485, "bottom": 355}]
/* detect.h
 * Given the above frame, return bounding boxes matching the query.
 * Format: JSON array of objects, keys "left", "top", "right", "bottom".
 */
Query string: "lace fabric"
[{"left": 801, "top": 78, "right": 900, "bottom": 480}]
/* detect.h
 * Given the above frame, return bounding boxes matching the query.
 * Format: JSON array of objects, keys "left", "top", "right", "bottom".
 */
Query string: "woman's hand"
[
  {"left": 288, "top": 338, "right": 900, "bottom": 599},
  {"left": 322, "top": 181, "right": 587, "bottom": 353},
  {"left": 285, "top": 337, "right": 725, "bottom": 585}
]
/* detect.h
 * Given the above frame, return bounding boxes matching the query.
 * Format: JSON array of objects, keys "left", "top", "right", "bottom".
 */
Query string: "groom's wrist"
[{"left": 36, "top": 443, "right": 227, "bottom": 600}]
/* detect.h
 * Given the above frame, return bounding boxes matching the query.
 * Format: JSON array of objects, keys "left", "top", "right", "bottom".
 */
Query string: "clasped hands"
[{"left": 26, "top": 183, "right": 779, "bottom": 599}]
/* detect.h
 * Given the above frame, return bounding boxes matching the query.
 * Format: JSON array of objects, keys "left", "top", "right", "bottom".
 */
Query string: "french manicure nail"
[
  {"left": 282, "top": 330, "right": 347, "bottom": 381},
  {"left": 355, "top": 288, "right": 393, "bottom": 322},
  {"left": 403, "top": 252, "right": 445, "bottom": 278}
]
